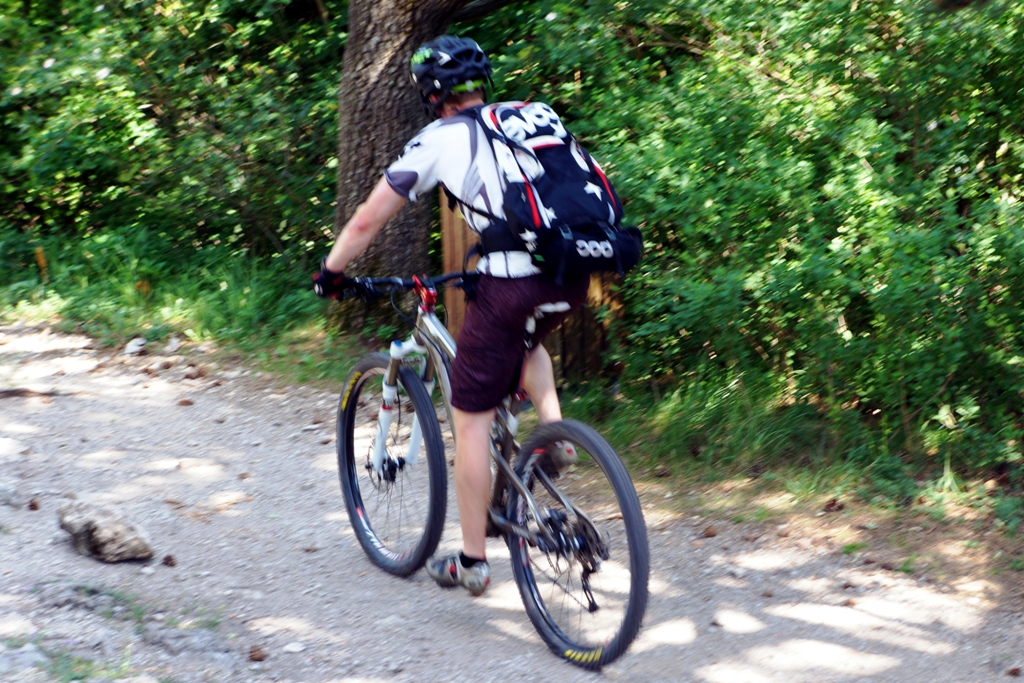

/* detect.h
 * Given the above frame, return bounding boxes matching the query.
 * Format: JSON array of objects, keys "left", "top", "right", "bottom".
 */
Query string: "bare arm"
[{"left": 324, "top": 176, "right": 408, "bottom": 272}]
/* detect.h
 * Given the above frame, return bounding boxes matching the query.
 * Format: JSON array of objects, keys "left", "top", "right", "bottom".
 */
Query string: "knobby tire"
[
  {"left": 507, "top": 419, "right": 649, "bottom": 670},
  {"left": 336, "top": 353, "right": 447, "bottom": 576}
]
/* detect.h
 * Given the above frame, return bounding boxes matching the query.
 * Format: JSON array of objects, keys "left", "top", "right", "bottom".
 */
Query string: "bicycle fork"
[{"left": 371, "top": 337, "right": 434, "bottom": 477}]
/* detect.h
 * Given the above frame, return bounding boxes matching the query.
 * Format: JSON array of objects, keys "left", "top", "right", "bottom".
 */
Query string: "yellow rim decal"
[
  {"left": 341, "top": 372, "right": 362, "bottom": 411},
  {"left": 563, "top": 647, "right": 602, "bottom": 664}
]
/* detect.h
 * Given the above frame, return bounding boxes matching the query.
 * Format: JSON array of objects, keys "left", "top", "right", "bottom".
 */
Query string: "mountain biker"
[{"left": 313, "top": 35, "right": 589, "bottom": 596}]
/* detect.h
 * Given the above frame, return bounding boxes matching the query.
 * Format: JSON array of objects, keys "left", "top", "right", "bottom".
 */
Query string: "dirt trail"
[{"left": 1, "top": 323, "right": 1021, "bottom": 683}]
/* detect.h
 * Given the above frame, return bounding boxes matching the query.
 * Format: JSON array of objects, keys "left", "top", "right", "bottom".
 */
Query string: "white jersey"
[{"left": 384, "top": 106, "right": 541, "bottom": 278}]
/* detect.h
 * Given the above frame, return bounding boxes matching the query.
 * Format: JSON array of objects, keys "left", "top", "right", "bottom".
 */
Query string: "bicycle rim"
[
  {"left": 508, "top": 420, "right": 649, "bottom": 669},
  {"left": 337, "top": 353, "right": 446, "bottom": 576}
]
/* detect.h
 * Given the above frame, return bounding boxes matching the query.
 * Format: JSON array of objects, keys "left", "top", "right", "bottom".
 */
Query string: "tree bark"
[
  {"left": 329, "top": 0, "right": 523, "bottom": 331},
  {"left": 332, "top": 0, "right": 469, "bottom": 277}
]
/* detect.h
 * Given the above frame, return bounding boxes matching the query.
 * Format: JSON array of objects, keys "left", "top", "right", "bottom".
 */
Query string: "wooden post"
[
  {"left": 439, "top": 189, "right": 623, "bottom": 383},
  {"left": 440, "top": 189, "right": 478, "bottom": 337}
]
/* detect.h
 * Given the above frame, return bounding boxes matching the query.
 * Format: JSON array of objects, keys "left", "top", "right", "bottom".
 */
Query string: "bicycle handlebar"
[{"left": 342, "top": 271, "right": 467, "bottom": 300}]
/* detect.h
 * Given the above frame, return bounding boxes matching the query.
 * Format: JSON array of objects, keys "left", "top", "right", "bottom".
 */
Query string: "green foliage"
[
  {"left": 0, "top": 221, "right": 325, "bottom": 350},
  {"left": 43, "top": 649, "right": 96, "bottom": 682},
  {"left": 2, "top": 0, "right": 346, "bottom": 254},
  {"left": 3, "top": 0, "right": 1024, "bottom": 488},
  {"left": 994, "top": 495, "right": 1023, "bottom": 533},
  {"left": 468, "top": 0, "right": 1024, "bottom": 478}
]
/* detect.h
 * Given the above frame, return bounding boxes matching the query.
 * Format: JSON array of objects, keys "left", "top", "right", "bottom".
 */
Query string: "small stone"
[
  {"left": 282, "top": 641, "right": 306, "bottom": 653},
  {"left": 183, "top": 365, "right": 206, "bottom": 380},
  {"left": 178, "top": 398, "right": 194, "bottom": 406},
  {"left": 141, "top": 566, "right": 156, "bottom": 575},
  {"left": 703, "top": 525, "right": 719, "bottom": 538},
  {"left": 164, "top": 335, "right": 181, "bottom": 354},
  {"left": 123, "top": 337, "right": 147, "bottom": 355},
  {"left": 0, "top": 643, "right": 48, "bottom": 671},
  {"left": 58, "top": 500, "right": 154, "bottom": 562},
  {"left": 842, "top": 598, "right": 857, "bottom": 606},
  {"left": 0, "top": 480, "right": 22, "bottom": 508},
  {"left": 249, "top": 645, "right": 267, "bottom": 661}
]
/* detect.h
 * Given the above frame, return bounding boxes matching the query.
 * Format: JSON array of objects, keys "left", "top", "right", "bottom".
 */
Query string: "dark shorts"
[{"left": 450, "top": 274, "right": 589, "bottom": 413}]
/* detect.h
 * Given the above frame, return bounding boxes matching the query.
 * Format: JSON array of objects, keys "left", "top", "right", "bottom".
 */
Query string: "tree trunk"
[
  {"left": 329, "top": 0, "right": 522, "bottom": 331},
  {"left": 332, "top": 0, "right": 469, "bottom": 275},
  {"left": 327, "top": 0, "right": 463, "bottom": 331}
]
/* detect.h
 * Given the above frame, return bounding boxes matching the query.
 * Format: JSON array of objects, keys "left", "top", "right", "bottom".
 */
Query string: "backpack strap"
[
  {"left": 473, "top": 105, "right": 549, "bottom": 231},
  {"left": 442, "top": 183, "right": 503, "bottom": 225}
]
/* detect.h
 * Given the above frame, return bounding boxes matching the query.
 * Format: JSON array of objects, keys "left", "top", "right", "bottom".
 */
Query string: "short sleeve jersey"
[
  {"left": 384, "top": 106, "right": 541, "bottom": 278},
  {"left": 385, "top": 109, "right": 502, "bottom": 228}
]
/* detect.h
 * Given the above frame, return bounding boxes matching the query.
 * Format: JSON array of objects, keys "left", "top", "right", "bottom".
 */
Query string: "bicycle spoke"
[
  {"left": 338, "top": 354, "right": 446, "bottom": 576},
  {"left": 507, "top": 420, "right": 648, "bottom": 669}
]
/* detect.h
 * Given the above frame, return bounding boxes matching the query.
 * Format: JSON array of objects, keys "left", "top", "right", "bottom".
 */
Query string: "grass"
[
  {"left": 43, "top": 649, "right": 95, "bottom": 682},
  {"left": 1, "top": 230, "right": 368, "bottom": 391},
  {"left": 173, "top": 604, "right": 224, "bottom": 631},
  {"left": 41, "top": 643, "right": 135, "bottom": 683},
  {"left": 897, "top": 555, "right": 917, "bottom": 574},
  {"left": 2, "top": 636, "right": 31, "bottom": 649}
]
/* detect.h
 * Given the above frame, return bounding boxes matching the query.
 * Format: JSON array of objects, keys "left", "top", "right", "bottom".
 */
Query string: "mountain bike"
[{"left": 334, "top": 272, "right": 649, "bottom": 670}]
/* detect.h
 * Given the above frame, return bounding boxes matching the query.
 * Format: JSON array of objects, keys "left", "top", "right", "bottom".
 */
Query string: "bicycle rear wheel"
[
  {"left": 337, "top": 352, "right": 447, "bottom": 576},
  {"left": 507, "top": 419, "right": 649, "bottom": 670}
]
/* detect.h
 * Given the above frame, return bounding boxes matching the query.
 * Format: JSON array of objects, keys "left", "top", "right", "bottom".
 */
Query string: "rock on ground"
[{"left": 58, "top": 501, "right": 154, "bottom": 562}]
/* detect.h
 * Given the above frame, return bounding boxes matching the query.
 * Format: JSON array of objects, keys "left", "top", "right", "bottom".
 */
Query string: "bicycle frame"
[{"left": 371, "top": 276, "right": 558, "bottom": 550}]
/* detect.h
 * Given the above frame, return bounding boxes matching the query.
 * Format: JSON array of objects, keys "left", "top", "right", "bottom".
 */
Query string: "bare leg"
[
  {"left": 522, "top": 344, "right": 561, "bottom": 425},
  {"left": 452, "top": 406, "right": 496, "bottom": 560}
]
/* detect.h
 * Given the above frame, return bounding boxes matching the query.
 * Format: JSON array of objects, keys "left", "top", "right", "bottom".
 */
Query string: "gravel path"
[{"left": 1, "top": 323, "right": 1022, "bottom": 683}]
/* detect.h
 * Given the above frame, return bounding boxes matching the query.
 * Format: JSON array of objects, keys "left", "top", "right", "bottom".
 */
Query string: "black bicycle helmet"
[{"left": 410, "top": 35, "right": 492, "bottom": 115}]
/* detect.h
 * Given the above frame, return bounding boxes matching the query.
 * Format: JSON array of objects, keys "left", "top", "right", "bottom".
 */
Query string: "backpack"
[{"left": 451, "top": 102, "right": 643, "bottom": 283}]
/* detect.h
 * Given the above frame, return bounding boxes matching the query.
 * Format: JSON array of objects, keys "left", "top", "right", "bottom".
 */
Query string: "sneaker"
[
  {"left": 425, "top": 554, "right": 490, "bottom": 596},
  {"left": 539, "top": 440, "right": 578, "bottom": 477}
]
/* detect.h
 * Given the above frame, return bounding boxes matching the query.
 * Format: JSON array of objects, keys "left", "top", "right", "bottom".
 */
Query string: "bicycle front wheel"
[
  {"left": 337, "top": 352, "right": 447, "bottom": 576},
  {"left": 507, "top": 419, "right": 649, "bottom": 670}
]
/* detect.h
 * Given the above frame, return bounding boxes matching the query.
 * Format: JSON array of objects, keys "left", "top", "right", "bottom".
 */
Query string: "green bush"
[{"left": 469, "top": 0, "right": 1024, "bottom": 476}]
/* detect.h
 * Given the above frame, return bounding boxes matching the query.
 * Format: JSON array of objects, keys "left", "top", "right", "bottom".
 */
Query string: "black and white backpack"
[{"left": 452, "top": 101, "right": 643, "bottom": 283}]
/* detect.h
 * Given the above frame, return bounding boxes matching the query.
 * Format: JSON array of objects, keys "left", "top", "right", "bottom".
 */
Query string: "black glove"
[{"left": 312, "top": 258, "right": 354, "bottom": 299}]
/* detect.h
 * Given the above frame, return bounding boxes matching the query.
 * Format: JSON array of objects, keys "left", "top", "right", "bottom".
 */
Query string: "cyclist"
[{"left": 313, "top": 35, "right": 588, "bottom": 596}]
